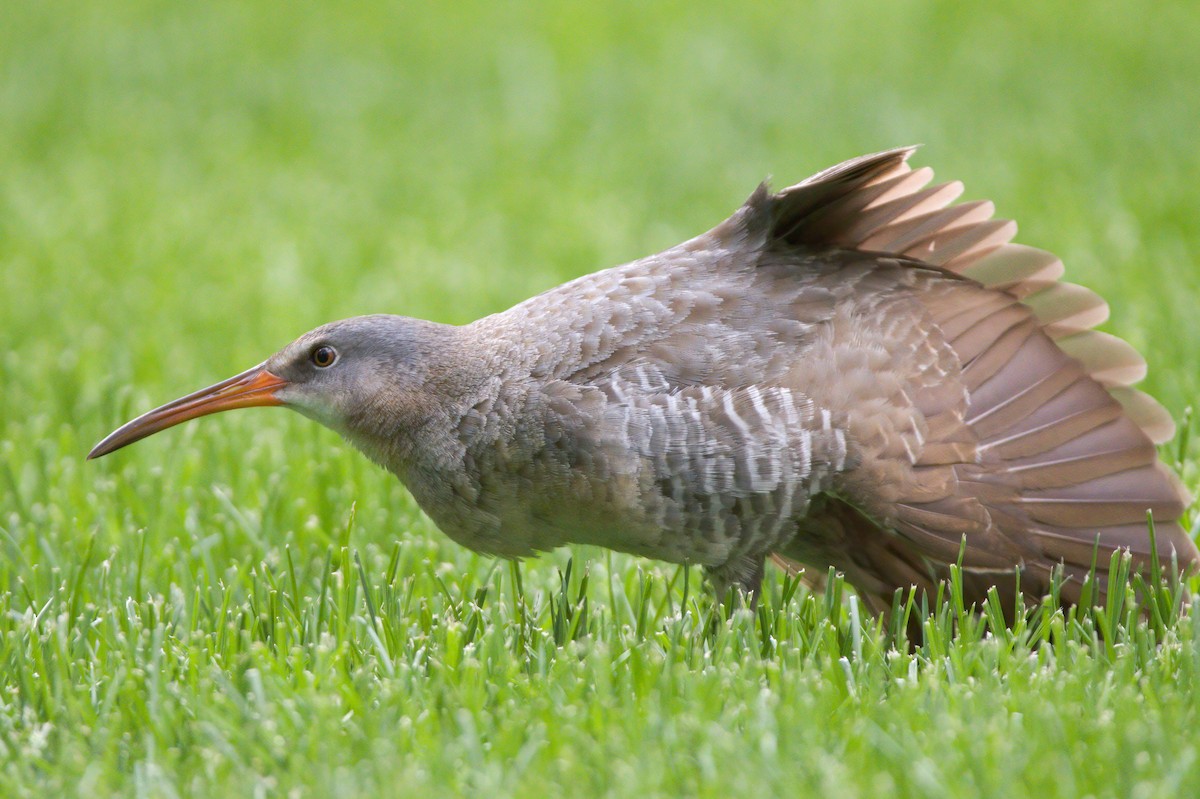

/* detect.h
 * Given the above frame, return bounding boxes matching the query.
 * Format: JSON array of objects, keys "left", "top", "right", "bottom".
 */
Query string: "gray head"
[{"left": 88, "top": 314, "right": 460, "bottom": 460}]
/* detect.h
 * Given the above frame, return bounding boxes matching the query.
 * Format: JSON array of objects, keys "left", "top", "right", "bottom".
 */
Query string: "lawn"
[{"left": 3, "top": 0, "right": 1200, "bottom": 795}]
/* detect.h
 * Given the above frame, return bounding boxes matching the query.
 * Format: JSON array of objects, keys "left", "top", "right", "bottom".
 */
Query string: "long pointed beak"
[{"left": 88, "top": 363, "right": 288, "bottom": 460}]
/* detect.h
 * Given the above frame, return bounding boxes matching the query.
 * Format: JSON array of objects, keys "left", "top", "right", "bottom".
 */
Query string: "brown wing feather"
[{"left": 765, "top": 148, "right": 1196, "bottom": 608}]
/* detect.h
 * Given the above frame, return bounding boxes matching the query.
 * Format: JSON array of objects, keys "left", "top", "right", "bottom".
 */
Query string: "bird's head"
[{"left": 88, "top": 315, "right": 459, "bottom": 460}]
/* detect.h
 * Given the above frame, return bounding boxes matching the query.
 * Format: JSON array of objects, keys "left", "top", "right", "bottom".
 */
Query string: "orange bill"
[{"left": 88, "top": 363, "right": 288, "bottom": 459}]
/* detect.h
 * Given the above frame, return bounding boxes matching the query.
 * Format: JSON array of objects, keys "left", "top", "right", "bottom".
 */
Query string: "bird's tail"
[{"left": 768, "top": 148, "right": 1197, "bottom": 609}]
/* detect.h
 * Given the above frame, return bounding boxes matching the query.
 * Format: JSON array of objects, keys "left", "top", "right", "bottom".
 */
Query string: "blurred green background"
[{"left": 3, "top": 0, "right": 1200, "bottom": 795}]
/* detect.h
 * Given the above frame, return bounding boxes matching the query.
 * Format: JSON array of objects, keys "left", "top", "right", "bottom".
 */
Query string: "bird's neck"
[
  {"left": 338, "top": 325, "right": 507, "bottom": 479},
  {"left": 335, "top": 327, "right": 541, "bottom": 551}
]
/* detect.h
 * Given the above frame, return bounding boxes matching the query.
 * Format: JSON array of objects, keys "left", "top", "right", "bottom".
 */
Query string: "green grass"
[{"left": 3, "top": 0, "right": 1200, "bottom": 795}]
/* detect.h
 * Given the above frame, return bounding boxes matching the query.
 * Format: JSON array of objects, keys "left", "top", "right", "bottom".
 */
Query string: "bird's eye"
[{"left": 311, "top": 345, "right": 337, "bottom": 368}]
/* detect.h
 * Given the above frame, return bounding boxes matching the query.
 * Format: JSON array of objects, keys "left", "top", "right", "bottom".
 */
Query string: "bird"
[{"left": 89, "top": 147, "right": 1198, "bottom": 617}]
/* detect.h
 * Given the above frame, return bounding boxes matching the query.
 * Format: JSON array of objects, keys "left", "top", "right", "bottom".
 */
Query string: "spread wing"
[{"left": 759, "top": 148, "right": 1195, "bottom": 607}]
